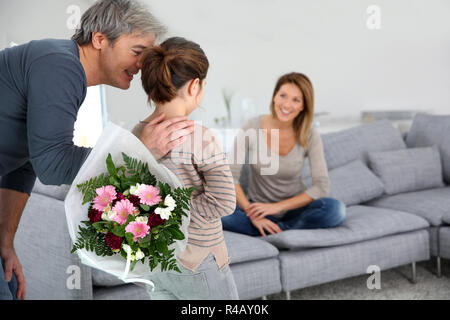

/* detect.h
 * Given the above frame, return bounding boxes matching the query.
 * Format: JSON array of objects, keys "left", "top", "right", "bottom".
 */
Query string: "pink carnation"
[
  {"left": 125, "top": 221, "right": 150, "bottom": 242},
  {"left": 111, "top": 199, "right": 136, "bottom": 225},
  {"left": 138, "top": 185, "right": 162, "bottom": 206},
  {"left": 93, "top": 185, "right": 117, "bottom": 212}
]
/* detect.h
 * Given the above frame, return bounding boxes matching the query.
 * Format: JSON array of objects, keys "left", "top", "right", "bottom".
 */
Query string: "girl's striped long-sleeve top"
[{"left": 132, "top": 121, "right": 236, "bottom": 271}]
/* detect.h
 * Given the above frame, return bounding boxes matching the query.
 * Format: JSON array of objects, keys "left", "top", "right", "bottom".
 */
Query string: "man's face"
[{"left": 99, "top": 31, "right": 156, "bottom": 89}]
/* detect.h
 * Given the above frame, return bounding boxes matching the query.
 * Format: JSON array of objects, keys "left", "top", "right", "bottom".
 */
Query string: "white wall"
[{"left": 1, "top": 0, "right": 449, "bottom": 130}]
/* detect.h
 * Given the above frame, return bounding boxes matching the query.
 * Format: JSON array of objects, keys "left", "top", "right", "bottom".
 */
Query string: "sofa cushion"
[
  {"left": 32, "top": 178, "right": 71, "bottom": 201},
  {"left": 368, "top": 146, "right": 444, "bottom": 195},
  {"left": 406, "top": 113, "right": 450, "bottom": 184},
  {"left": 320, "top": 120, "right": 406, "bottom": 171},
  {"left": 16, "top": 192, "right": 93, "bottom": 299},
  {"left": 260, "top": 205, "right": 428, "bottom": 249},
  {"left": 93, "top": 283, "right": 150, "bottom": 300},
  {"left": 328, "top": 160, "right": 384, "bottom": 206},
  {"left": 277, "top": 229, "right": 429, "bottom": 292},
  {"left": 223, "top": 231, "right": 279, "bottom": 264},
  {"left": 230, "top": 258, "right": 282, "bottom": 300},
  {"left": 92, "top": 231, "right": 280, "bottom": 287},
  {"left": 366, "top": 186, "right": 450, "bottom": 226},
  {"left": 443, "top": 213, "right": 450, "bottom": 225},
  {"left": 92, "top": 268, "right": 126, "bottom": 287}
]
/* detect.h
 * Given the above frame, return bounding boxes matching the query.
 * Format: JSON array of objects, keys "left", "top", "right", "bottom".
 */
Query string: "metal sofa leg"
[
  {"left": 286, "top": 291, "right": 291, "bottom": 300},
  {"left": 436, "top": 226, "right": 442, "bottom": 277},
  {"left": 411, "top": 262, "right": 417, "bottom": 284},
  {"left": 437, "top": 256, "right": 442, "bottom": 278}
]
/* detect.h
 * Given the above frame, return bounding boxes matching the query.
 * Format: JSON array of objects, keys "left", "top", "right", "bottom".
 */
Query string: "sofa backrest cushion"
[
  {"left": 406, "top": 113, "right": 450, "bottom": 184},
  {"left": 321, "top": 120, "right": 407, "bottom": 171},
  {"left": 328, "top": 160, "right": 385, "bottom": 206},
  {"left": 368, "top": 146, "right": 445, "bottom": 195}
]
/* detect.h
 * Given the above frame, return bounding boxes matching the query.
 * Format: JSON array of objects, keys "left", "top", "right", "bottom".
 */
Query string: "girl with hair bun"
[{"left": 132, "top": 37, "right": 239, "bottom": 300}]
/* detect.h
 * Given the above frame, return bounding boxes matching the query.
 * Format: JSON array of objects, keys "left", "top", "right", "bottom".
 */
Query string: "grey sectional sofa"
[{"left": 14, "top": 113, "right": 449, "bottom": 299}]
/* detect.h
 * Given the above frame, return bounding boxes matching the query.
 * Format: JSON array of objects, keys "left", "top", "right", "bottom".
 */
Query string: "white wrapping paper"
[{"left": 64, "top": 122, "right": 189, "bottom": 286}]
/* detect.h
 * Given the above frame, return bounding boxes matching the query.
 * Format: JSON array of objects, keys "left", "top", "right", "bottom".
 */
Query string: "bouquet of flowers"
[
  {"left": 65, "top": 122, "right": 191, "bottom": 286},
  {"left": 71, "top": 153, "right": 194, "bottom": 273}
]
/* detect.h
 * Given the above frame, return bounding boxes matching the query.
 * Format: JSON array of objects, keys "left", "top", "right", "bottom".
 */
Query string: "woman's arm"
[
  {"left": 246, "top": 192, "right": 313, "bottom": 219},
  {"left": 303, "top": 127, "right": 330, "bottom": 200},
  {"left": 247, "top": 127, "right": 329, "bottom": 220},
  {"left": 235, "top": 183, "right": 251, "bottom": 212},
  {"left": 276, "top": 192, "right": 314, "bottom": 211}
]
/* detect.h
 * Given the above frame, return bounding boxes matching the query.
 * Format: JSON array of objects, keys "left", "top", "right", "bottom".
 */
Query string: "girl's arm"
[{"left": 191, "top": 127, "right": 236, "bottom": 221}]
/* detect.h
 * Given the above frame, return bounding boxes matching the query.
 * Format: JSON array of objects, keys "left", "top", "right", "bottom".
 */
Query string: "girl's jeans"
[
  {"left": 222, "top": 197, "right": 346, "bottom": 236},
  {"left": 146, "top": 253, "right": 239, "bottom": 300}
]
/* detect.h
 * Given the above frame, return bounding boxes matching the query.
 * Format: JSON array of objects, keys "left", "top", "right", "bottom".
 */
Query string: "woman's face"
[{"left": 272, "top": 83, "right": 304, "bottom": 123}]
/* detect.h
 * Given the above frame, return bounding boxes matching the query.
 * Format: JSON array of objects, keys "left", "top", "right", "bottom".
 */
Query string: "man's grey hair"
[{"left": 72, "top": 0, "right": 167, "bottom": 46}]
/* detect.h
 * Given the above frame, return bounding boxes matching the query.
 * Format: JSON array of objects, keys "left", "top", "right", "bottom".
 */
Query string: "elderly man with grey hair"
[{"left": 0, "top": 0, "right": 194, "bottom": 300}]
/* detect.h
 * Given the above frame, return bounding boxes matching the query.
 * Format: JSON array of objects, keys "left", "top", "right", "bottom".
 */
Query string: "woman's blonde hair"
[{"left": 270, "top": 72, "right": 314, "bottom": 148}]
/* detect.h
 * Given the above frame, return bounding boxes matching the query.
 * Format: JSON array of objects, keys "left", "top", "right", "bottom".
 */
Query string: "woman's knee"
[
  {"left": 321, "top": 197, "right": 346, "bottom": 227},
  {"left": 221, "top": 205, "right": 245, "bottom": 228}
]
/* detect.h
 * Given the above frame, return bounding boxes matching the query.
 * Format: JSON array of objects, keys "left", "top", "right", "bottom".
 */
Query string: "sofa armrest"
[{"left": 14, "top": 192, "right": 93, "bottom": 299}]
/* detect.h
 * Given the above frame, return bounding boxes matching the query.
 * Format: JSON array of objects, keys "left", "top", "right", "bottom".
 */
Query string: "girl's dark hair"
[{"left": 141, "top": 37, "right": 209, "bottom": 104}]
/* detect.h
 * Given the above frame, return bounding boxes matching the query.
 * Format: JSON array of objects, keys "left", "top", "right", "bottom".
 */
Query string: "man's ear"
[
  {"left": 187, "top": 78, "right": 200, "bottom": 96},
  {"left": 91, "top": 32, "right": 108, "bottom": 50}
]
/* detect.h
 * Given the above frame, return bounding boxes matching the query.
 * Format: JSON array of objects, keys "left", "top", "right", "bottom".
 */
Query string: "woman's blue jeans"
[{"left": 222, "top": 197, "right": 346, "bottom": 236}]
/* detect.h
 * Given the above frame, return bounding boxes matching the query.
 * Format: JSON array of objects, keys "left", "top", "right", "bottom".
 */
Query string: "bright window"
[{"left": 73, "top": 85, "right": 107, "bottom": 147}]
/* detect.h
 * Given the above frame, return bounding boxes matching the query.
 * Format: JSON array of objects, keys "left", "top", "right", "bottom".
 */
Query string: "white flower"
[
  {"left": 101, "top": 206, "right": 116, "bottom": 221},
  {"left": 130, "top": 183, "right": 146, "bottom": 196},
  {"left": 135, "top": 216, "right": 148, "bottom": 224},
  {"left": 155, "top": 207, "right": 171, "bottom": 220},
  {"left": 164, "top": 195, "right": 177, "bottom": 211},
  {"left": 135, "top": 248, "right": 145, "bottom": 261}
]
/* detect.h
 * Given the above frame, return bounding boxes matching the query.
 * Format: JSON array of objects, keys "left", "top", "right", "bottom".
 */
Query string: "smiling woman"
[{"left": 222, "top": 72, "right": 346, "bottom": 237}]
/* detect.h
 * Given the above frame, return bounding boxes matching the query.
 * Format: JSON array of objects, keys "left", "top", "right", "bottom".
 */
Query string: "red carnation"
[
  {"left": 111, "top": 192, "right": 125, "bottom": 207},
  {"left": 105, "top": 232, "right": 123, "bottom": 250},
  {"left": 147, "top": 211, "right": 166, "bottom": 228},
  {"left": 88, "top": 208, "right": 102, "bottom": 223},
  {"left": 127, "top": 195, "right": 141, "bottom": 207}
]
